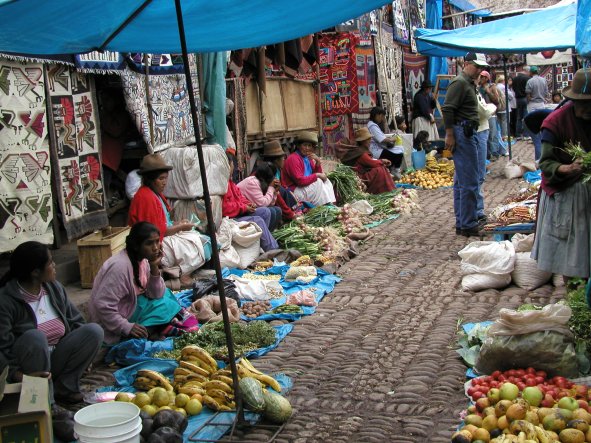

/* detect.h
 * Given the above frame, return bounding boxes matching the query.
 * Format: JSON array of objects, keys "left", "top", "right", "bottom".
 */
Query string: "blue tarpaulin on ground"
[
  {"left": 523, "top": 170, "right": 542, "bottom": 183},
  {"left": 415, "top": 3, "right": 576, "bottom": 57}
]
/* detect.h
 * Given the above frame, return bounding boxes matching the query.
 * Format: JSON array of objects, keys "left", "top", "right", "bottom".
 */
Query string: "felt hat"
[
  {"left": 562, "top": 68, "right": 591, "bottom": 100},
  {"left": 465, "top": 52, "right": 489, "bottom": 67},
  {"left": 354, "top": 128, "right": 372, "bottom": 142},
  {"left": 263, "top": 140, "right": 285, "bottom": 157},
  {"left": 421, "top": 80, "right": 433, "bottom": 89},
  {"left": 138, "top": 154, "right": 173, "bottom": 175},
  {"left": 295, "top": 131, "right": 318, "bottom": 145}
]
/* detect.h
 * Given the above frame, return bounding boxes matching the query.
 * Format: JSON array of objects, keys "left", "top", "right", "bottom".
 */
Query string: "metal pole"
[
  {"left": 173, "top": 0, "right": 244, "bottom": 423},
  {"left": 502, "top": 55, "right": 512, "bottom": 159}
]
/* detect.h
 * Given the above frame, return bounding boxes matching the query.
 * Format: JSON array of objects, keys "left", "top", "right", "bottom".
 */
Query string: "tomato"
[
  {"left": 516, "top": 369, "right": 526, "bottom": 377},
  {"left": 535, "top": 376, "right": 545, "bottom": 384},
  {"left": 508, "top": 376, "right": 516, "bottom": 383},
  {"left": 557, "top": 391, "right": 568, "bottom": 399},
  {"left": 536, "top": 370, "right": 547, "bottom": 379},
  {"left": 537, "top": 384, "right": 547, "bottom": 394},
  {"left": 472, "top": 391, "right": 485, "bottom": 400},
  {"left": 526, "top": 367, "right": 536, "bottom": 374},
  {"left": 498, "top": 375, "right": 507, "bottom": 382},
  {"left": 468, "top": 387, "right": 477, "bottom": 396},
  {"left": 525, "top": 378, "right": 537, "bottom": 387},
  {"left": 556, "top": 379, "right": 568, "bottom": 389},
  {"left": 491, "top": 370, "right": 501, "bottom": 379}
]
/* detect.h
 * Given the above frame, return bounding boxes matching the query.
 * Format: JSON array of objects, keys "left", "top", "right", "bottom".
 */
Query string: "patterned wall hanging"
[
  {"left": 392, "top": 0, "right": 410, "bottom": 45},
  {"left": 318, "top": 33, "right": 360, "bottom": 117},
  {"left": 0, "top": 58, "right": 54, "bottom": 251},
  {"left": 120, "top": 54, "right": 201, "bottom": 153},
  {"left": 46, "top": 65, "right": 108, "bottom": 240},
  {"left": 322, "top": 114, "right": 352, "bottom": 158},
  {"left": 375, "top": 18, "right": 404, "bottom": 123},
  {"left": 351, "top": 45, "right": 378, "bottom": 130},
  {"left": 403, "top": 47, "right": 428, "bottom": 108}
]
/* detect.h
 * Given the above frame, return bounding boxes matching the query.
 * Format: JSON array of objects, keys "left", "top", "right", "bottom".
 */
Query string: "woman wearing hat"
[
  {"left": 339, "top": 128, "right": 394, "bottom": 194},
  {"left": 531, "top": 68, "right": 591, "bottom": 280},
  {"left": 258, "top": 140, "right": 298, "bottom": 219},
  {"left": 282, "top": 131, "right": 336, "bottom": 206},
  {"left": 128, "top": 154, "right": 210, "bottom": 288},
  {"left": 412, "top": 80, "right": 439, "bottom": 142}
]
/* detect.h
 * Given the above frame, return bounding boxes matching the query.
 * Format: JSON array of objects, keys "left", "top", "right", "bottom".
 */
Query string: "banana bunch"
[
  {"left": 134, "top": 369, "right": 174, "bottom": 392},
  {"left": 426, "top": 156, "right": 454, "bottom": 177},
  {"left": 490, "top": 423, "right": 556, "bottom": 443},
  {"left": 179, "top": 345, "right": 218, "bottom": 374},
  {"left": 237, "top": 357, "right": 281, "bottom": 392},
  {"left": 202, "top": 379, "right": 235, "bottom": 412}
]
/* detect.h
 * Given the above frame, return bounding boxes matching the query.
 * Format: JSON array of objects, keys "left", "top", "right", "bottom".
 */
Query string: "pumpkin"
[
  {"left": 239, "top": 377, "right": 266, "bottom": 413},
  {"left": 263, "top": 391, "right": 292, "bottom": 423}
]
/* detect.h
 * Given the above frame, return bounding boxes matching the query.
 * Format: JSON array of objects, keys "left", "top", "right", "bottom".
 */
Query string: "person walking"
[
  {"left": 442, "top": 52, "right": 488, "bottom": 237},
  {"left": 525, "top": 66, "right": 548, "bottom": 161},
  {"left": 512, "top": 66, "right": 530, "bottom": 139},
  {"left": 507, "top": 77, "right": 517, "bottom": 138}
]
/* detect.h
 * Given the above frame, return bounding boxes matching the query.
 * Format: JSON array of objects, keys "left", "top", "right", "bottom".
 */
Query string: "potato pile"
[
  {"left": 399, "top": 169, "right": 454, "bottom": 189},
  {"left": 241, "top": 301, "right": 271, "bottom": 318}
]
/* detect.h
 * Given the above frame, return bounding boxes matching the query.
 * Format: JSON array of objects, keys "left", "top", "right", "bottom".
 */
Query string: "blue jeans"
[
  {"left": 476, "top": 130, "right": 489, "bottom": 219},
  {"left": 487, "top": 116, "right": 502, "bottom": 157},
  {"left": 516, "top": 97, "right": 528, "bottom": 137},
  {"left": 453, "top": 125, "right": 480, "bottom": 230}
]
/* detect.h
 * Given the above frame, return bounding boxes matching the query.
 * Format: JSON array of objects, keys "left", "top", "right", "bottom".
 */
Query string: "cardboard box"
[{"left": 0, "top": 375, "right": 52, "bottom": 443}]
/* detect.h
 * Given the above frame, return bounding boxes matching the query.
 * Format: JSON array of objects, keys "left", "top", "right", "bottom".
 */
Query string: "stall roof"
[
  {"left": 448, "top": 0, "right": 491, "bottom": 16},
  {"left": 0, "top": 0, "right": 390, "bottom": 55},
  {"left": 577, "top": 0, "right": 591, "bottom": 56},
  {"left": 415, "top": 2, "right": 576, "bottom": 57}
]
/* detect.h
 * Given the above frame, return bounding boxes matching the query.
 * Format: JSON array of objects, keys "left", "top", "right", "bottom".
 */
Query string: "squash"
[
  {"left": 239, "top": 377, "right": 266, "bottom": 413},
  {"left": 263, "top": 391, "right": 292, "bottom": 423}
]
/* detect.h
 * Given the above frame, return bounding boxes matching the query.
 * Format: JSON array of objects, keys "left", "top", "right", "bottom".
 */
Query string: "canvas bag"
[{"left": 458, "top": 240, "right": 516, "bottom": 275}]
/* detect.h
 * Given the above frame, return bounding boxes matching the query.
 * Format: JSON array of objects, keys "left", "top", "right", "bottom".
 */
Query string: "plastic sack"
[
  {"left": 487, "top": 303, "right": 572, "bottom": 337},
  {"left": 286, "top": 290, "right": 318, "bottom": 306},
  {"left": 227, "top": 275, "right": 283, "bottom": 301},
  {"left": 459, "top": 240, "right": 516, "bottom": 275},
  {"left": 511, "top": 252, "right": 552, "bottom": 290},
  {"left": 461, "top": 273, "right": 512, "bottom": 292},
  {"left": 511, "top": 233, "right": 535, "bottom": 253},
  {"left": 285, "top": 266, "right": 317, "bottom": 281},
  {"left": 125, "top": 169, "right": 142, "bottom": 200},
  {"left": 192, "top": 278, "right": 240, "bottom": 304},
  {"left": 504, "top": 160, "right": 523, "bottom": 179},
  {"left": 350, "top": 200, "right": 373, "bottom": 215},
  {"left": 190, "top": 295, "right": 240, "bottom": 323}
]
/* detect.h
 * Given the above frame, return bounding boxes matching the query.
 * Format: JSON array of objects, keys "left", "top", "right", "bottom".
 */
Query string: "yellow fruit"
[
  {"left": 141, "top": 404, "right": 158, "bottom": 417},
  {"left": 559, "top": 428, "right": 585, "bottom": 443},
  {"left": 191, "top": 393, "right": 203, "bottom": 403},
  {"left": 497, "top": 415, "right": 509, "bottom": 430},
  {"left": 167, "top": 390, "right": 176, "bottom": 404},
  {"left": 175, "top": 393, "right": 190, "bottom": 408},
  {"left": 482, "top": 415, "right": 497, "bottom": 431},
  {"left": 462, "top": 424, "right": 478, "bottom": 435},
  {"left": 147, "top": 387, "right": 159, "bottom": 401},
  {"left": 173, "top": 407, "right": 188, "bottom": 417},
  {"left": 133, "top": 392, "right": 151, "bottom": 408},
  {"left": 465, "top": 414, "right": 483, "bottom": 427},
  {"left": 158, "top": 406, "right": 172, "bottom": 412},
  {"left": 152, "top": 388, "right": 170, "bottom": 407},
  {"left": 472, "top": 427, "right": 490, "bottom": 442},
  {"left": 185, "top": 399, "right": 203, "bottom": 416},
  {"left": 115, "top": 392, "right": 133, "bottom": 402}
]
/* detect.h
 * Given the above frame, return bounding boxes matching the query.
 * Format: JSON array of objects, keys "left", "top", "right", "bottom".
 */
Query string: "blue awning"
[
  {"left": 577, "top": 0, "right": 591, "bottom": 57},
  {"left": 447, "top": 0, "right": 491, "bottom": 17},
  {"left": 415, "top": 2, "right": 576, "bottom": 57}
]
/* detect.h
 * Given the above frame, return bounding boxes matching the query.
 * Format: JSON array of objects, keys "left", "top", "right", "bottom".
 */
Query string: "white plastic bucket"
[{"left": 74, "top": 401, "right": 141, "bottom": 443}]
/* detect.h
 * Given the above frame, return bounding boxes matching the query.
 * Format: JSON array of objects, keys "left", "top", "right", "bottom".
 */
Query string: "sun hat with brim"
[
  {"left": 465, "top": 52, "right": 489, "bottom": 67},
  {"left": 263, "top": 140, "right": 286, "bottom": 157},
  {"left": 138, "top": 154, "right": 173, "bottom": 175},
  {"left": 355, "top": 128, "right": 372, "bottom": 142},
  {"left": 295, "top": 131, "right": 318, "bottom": 145},
  {"left": 562, "top": 68, "right": 591, "bottom": 100}
]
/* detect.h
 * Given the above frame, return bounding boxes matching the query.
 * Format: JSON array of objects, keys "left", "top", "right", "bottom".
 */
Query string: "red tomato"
[
  {"left": 535, "top": 376, "right": 545, "bottom": 384},
  {"left": 525, "top": 378, "right": 537, "bottom": 387},
  {"left": 516, "top": 369, "right": 526, "bottom": 377},
  {"left": 517, "top": 382, "right": 526, "bottom": 391},
  {"left": 537, "top": 384, "right": 547, "bottom": 394},
  {"left": 498, "top": 375, "right": 507, "bottom": 382},
  {"left": 556, "top": 379, "right": 568, "bottom": 389},
  {"left": 536, "top": 370, "right": 547, "bottom": 379},
  {"left": 491, "top": 370, "right": 501, "bottom": 379},
  {"left": 508, "top": 376, "right": 516, "bottom": 383},
  {"left": 482, "top": 376, "right": 492, "bottom": 383},
  {"left": 472, "top": 391, "right": 485, "bottom": 400}
]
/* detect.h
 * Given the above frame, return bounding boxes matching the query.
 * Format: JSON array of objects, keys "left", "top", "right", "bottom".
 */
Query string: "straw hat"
[
  {"left": 562, "top": 68, "right": 591, "bottom": 100},
  {"left": 295, "top": 131, "right": 318, "bottom": 145},
  {"left": 263, "top": 140, "right": 285, "bottom": 157},
  {"left": 138, "top": 154, "right": 173, "bottom": 175},
  {"left": 355, "top": 128, "right": 372, "bottom": 142}
]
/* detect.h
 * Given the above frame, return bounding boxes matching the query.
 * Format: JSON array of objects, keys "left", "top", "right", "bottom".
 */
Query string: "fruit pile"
[
  {"left": 456, "top": 384, "right": 591, "bottom": 442},
  {"left": 467, "top": 368, "right": 588, "bottom": 407},
  {"left": 399, "top": 169, "right": 454, "bottom": 189},
  {"left": 426, "top": 156, "right": 454, "bottom": 176},
  {"left": 241, "top": 301, "right": 272, "bottom": 319}
]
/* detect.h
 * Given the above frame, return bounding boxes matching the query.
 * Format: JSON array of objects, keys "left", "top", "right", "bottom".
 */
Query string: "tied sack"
[
  {"left": 511, "top": 252, "right": 552, "bottom": 290},
  {"left": 459, "top": 241, "right": 515, "bottom": 292},
  {"left": 504, "top": 160, "right": 523, "bottom": 179}
]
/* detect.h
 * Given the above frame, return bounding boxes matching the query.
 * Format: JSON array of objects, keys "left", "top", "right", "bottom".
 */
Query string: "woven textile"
[
  {"left": 120, "top": 54, "right": 201, "bottom": 153},
  {"left": 0, "top": 58, "right": 53, "bottom": 251},
  {"left": 403, "top": 47, "right": 428, "bottom": 108},
  {"left": 408, "top": 0, "right": 426, "bottom": 52},
  {"left": 375, "top": 20, "right": 404, "bottom": 122},
  {"left": 318, "top": 33, "right": 360, "bottom": 117},
  {"left": 226, "top": 78, "right": 249, "bottom": 178},
  {"left": 322, "top": 114, "right": 352, "bottom": 158},
  {"left": 393, "top": 0, "right": 410, "bottom": 45},
  {"left": 46, "top": 65, "right": 108, "bottom": 240},
  {"left": 351, "top": 45, "right": 378, "bottom": 130}
]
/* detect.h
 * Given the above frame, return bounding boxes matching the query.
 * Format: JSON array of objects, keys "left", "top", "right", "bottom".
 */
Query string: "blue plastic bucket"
[{"left": 412, "top": 150, "right": 426, "bottom": 169}]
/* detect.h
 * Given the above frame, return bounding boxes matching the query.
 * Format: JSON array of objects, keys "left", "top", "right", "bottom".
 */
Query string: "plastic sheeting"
[
  {"left": 415, "top": 3, "right": 576, "bottom": 57},
  {"left": 162, "top": 145, "right": 230, "bottom": 199},
  {"left": 577, "top": 0, "right": 591, "bottom": 57},
  {"left": 223, "top": 265, "right": 341, "bottom": 322},
  {"left": 447, "top": 0, "right": 491, "bottom": 17},
  {"left": 0, "top": 0, "right": 391, "bottom": 55}
]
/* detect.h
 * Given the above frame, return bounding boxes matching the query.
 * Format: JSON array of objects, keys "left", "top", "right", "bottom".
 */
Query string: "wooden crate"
[{"left": 77, "top": 227, "right": 130, "bottom": 288}]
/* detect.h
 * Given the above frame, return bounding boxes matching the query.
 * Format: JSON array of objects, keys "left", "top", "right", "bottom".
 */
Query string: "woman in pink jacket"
[{"left": 237, "top": 162, "right": 283, "bottom": 230}]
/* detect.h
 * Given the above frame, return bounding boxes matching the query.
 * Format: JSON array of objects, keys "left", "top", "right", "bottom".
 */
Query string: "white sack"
[
  {"left": 487, "top": 303, "right": 572, "bottom": 336},
  {"left": 511, "top": 233, "right": 535, "bottom": 253},
  {"left": 162, "top": 144, "right": 230, "bottom": 199},
  {"left": 462, "top": 273, "right": 512, "bottom": 292},
  {"left": 218, "top": 218, "right": 262, "bottom": 269},
  {"left": 458, "top": 240, "right": 516, "bottom": 275},
  {"left": 227, "top": 275, "right": 282, "bottom": 301},
  {"left": 125, "top": 169, "right": 142, "bottom": 200},
  {"left": 504, "top": 161, "right": 523, "bottom": 179},
  {"left": 511, "top": 252, "right": 552, "bottom": 290},
  {"left": 161, "top": 231, "right": 207, "bottom": 275}
]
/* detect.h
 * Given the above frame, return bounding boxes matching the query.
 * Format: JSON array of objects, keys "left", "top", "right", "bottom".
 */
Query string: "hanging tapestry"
[
  {"left": 408, "top": 0, "right": 426, "bottom": 52},
  {"left": 318, "top": 33, "right": 360, "bottom": 117},
  {"left": 0, "top": 59, "right": 53, "bottom": 251},
  {"left": 351, "top": 46, "right": 378, "bottom": 130},
  {"left": 358, "top": 14, "right": 374, "bottom": 47},
  {"left": 226, "top": 78, "right": 249, "bottom": 179},
  {"left": 374, "top": 19, "right": 404, "bottom": 123},
  {"left": 392, "top": 0, "right": 410, "bottom": 45},
  {"left": 403, "top": 47, "right": 428, "bottom": 108},
  {"left": 322, "top": 114, "right": 352, "bottom": 158},
  {"left": 486, "top": 54, "right": 525, "bottom": 69},
  {"left": 75, "top": 51, "right": 126, "bottom": 74},
  {"left": 121, "top": 54, "right": 201, "bottom": 153},
  {"left": 46, "top": 65, "right": 108, "bottom": 240}
]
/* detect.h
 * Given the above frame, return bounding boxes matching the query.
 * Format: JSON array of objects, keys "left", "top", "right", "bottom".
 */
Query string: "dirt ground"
[{"left": 80, "top": 141, "right": 565, "bottom": 442}]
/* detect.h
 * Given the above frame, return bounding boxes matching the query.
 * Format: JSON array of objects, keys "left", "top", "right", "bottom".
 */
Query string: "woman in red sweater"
[{"left": 340, "top": 128, "right": 395, "bottom": 194}]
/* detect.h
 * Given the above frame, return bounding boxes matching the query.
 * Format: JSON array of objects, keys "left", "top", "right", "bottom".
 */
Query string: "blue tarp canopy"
[
  {"left": 415, "top": 2, "right": 576, "bottom": 57},
  {"left": 577, "top": 0, "right": 591, "bottom": 57},
  {"left": 0, "top": 0, "right": 390, "bottom": 55},
  {"left": 448, "top": 0, "right": 491, "bottom": 17}
]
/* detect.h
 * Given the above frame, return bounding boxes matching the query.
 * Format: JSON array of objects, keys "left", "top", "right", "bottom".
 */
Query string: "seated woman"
[
  {"left": 128, "top": 154, "right": 209, "bottom": 287},
  {"left": 223, "top": 154, "right": 279, "bottom": 251},
  {"left": 259, "top": 140, "right": 298, "bottom": 220},
  {"left": 340, "top": 128, "right": 395, "bottom": 194},
  {"left": 282, "top": 131, "right": 336, "bottom": 207},
  {"left": 237, "top": 162, "right": 283, "bottom": 230},
  {"left": 88, "top": 222, "right": 195, "bottom": 345},
  {"left": 0, "top": 241, "right": 103, "bottom": 405}
]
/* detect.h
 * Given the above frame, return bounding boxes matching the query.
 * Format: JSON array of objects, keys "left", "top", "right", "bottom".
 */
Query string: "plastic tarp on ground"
[
  {"left": 223, "top": 265, "right": 341, "bottom": 322},
  {"left": 100, "top": 359, "right": 293, "bottom": 442},
  {"left": 414, "top": 2, "right": 577, "bottom": 57},
  {"left": 0, "top": 0, "right": 391, "bottom": 55}
]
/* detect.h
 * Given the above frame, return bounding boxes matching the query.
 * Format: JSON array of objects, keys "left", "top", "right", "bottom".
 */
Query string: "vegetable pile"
[
  {"left": 241, "top": 301, "right": 272, "bottom": 319},
  {"left": 327, "top": 165, "right": 366, "bottom": 203},
  {"left": 564, "top": 141, "right": 591, "bottom": 183}
]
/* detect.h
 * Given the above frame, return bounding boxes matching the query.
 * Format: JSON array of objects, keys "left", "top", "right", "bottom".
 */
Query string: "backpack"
[{"left": 495, "top": 84, "right": 507, "bottom": 112}]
